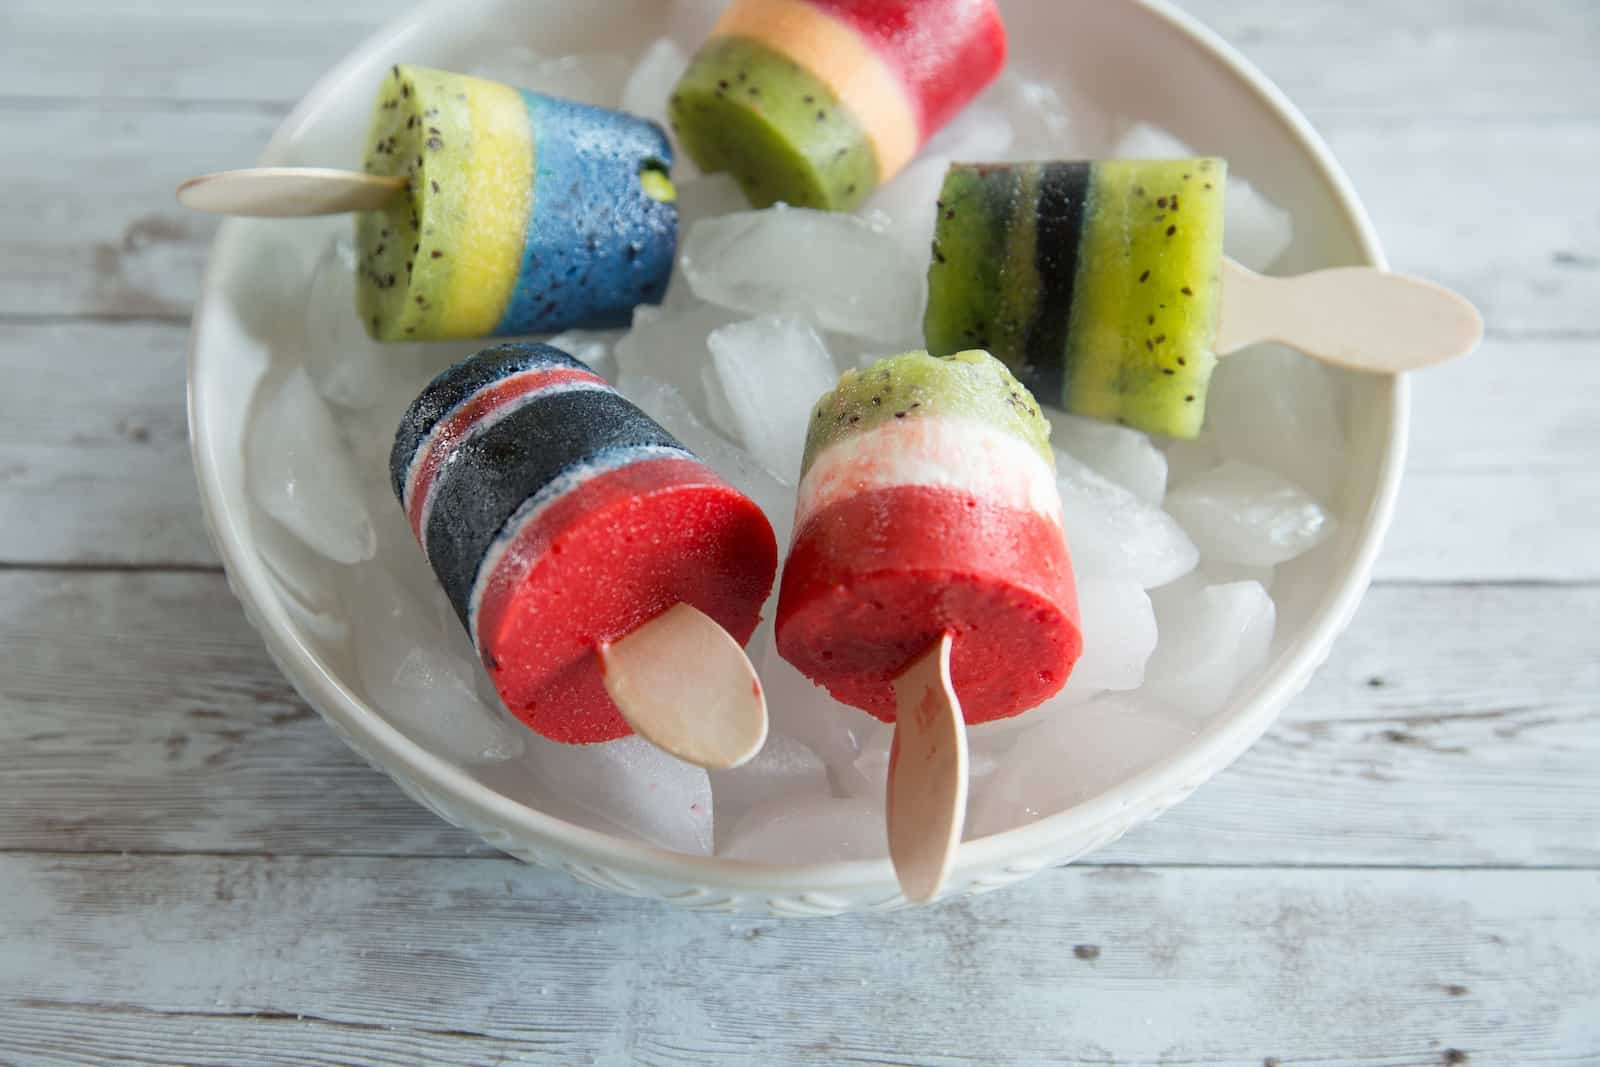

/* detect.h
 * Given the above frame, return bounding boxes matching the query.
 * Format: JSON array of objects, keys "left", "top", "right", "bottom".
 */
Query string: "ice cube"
[
  {"left": 674, "top": 173, "right": 750, "bottom": 233},
  {"left": 1163, "top": 429, "right": 1223, "bottom": 489},
  {"left": 622, "top": 38, "right": 689, "bottom": 130},
  {"left": 681, "top": 207, "right": 926, "bottom": 346},
  {"left": 248, "top": 369, "right": 377, "bottom": 565},
  {"left": 473, "top": 48, "right": 630, "bottom": 108},
  {"left": 1144, "top": 580, "right": 1277, "bottom": 720},
  {"left": 1166, "top": 460, "right": 1335, "bottom": 568},
  {"left": 513, "top": 735, "right": 714, "bottom": 855},
  {"left": 347, "top": 569, "right": 526, "bottom": 764},
  {"left": 1202, "top": 560, "right": 1276, "bottom": 592},
  {"left": 1049, "top": 411, "right": 1169, "bottom": 504},
  {"left": 255, "top": 511, "right": 352, "bottom": 648},
  {"left": 542, "top": 330, "right": 616, "bottom": 374},
  {"left": 999, "top": 73, "right": 1118, "bottom": 159},
  {"left": 707, "top": 315, "right": 840, "bottom": 485},
  {"left": 302, "top": 237, "right": 401, "bottom": 410},
  {"left": 922, "top": 102, "right": 1015, "bottom": 162},
  {"left": 620, "top": 376, "right": 796, "bottom": 544},
  {"left": 1066, "top": 578, "right": 1157, "bottom": 692},
  {"left": 845, "top": 721, "right": 1004, "bottom": 802},
  {"left": 861, "top": 155, "right": 949, "bottom": 257},
  {"left": 1112, "top": 122, "right": 1195, "bottom": 160},
  {"left": 709, "top": 735, "right": 831, "bottom": 847},
  {"left": 756, "top": 628, "right": 870, "bottom": 788},
  {"left": 613, "top": 302, "right": 738, "bottom": 407},
  {"left": 1207, "top": 343, "right": 1347, "bottom": 505},
  {"left": 700, "top": 364, "right": 740, "bottom": 440},
  {"left": 721, "top": 795, "right": 887, "bottom": 863},
  {"left": 967, "top": 695, "right": 1199, "bottom": 837},
  {"left": 1225, "top": 177, "right": 1295, "bottom": 273},
  {"left": 1055, "top": 451, "right": 1198, "bottom": 589}
]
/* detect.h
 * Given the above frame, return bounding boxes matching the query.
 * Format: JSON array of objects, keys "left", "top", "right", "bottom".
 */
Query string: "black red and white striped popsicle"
[{"left": 391, "top": 343, "right": 779, "bottom": 768}]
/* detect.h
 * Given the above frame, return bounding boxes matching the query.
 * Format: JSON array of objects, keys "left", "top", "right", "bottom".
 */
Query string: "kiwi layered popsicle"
[
  {"left": 776, "top": 350, "right": 1082, "bottom": 722},
  {"left": 925, "top": 158, "right": 1228, "bottom": 438},
  {"left": 669, "top": 0, "right": 1007, "bottom": 211},
  {"left": 357, "top": 66, "right": 679, "bottom": 342}
]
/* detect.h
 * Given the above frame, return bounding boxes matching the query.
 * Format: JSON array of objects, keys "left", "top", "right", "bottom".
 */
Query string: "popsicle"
[
  {"left": 354, "top": 65, "right": 678, "bottom": 343},
  {"left": 777, "top": 349, "right": 1081, "bottom": 721},
  {"left": 925, "top": 158, "right": 1226, "bottom": 438},
  {"left": 776, "top": 349, "right": 1080, "bottom": 898},
  {"left": 925, "top": 158, "right": 1485, "bottom": 438},
  {"left": 392, "top": 342, "right": 778, "bottom": 763},
  {"left": 669, "top": 0, "right": 1007, "bottom": 211}
]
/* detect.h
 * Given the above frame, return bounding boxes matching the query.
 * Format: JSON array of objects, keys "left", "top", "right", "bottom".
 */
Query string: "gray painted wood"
[
  {"left": 2, "top": 572, "right": 1594, "bottom": 867},
  {"left": 1, "top": 855, "right": 1596, "bottom": 1066},
  {"left": 0, "top": 0, "right": 1596, "bottom": 1062}
]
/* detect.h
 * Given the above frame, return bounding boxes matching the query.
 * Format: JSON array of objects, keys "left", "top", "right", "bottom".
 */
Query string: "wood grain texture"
[
  {"left": 1, "top": 854, "right": 1596, "bottom": 1066},
  {"left": 0, "top": 321, "right": 217, "bottom": 567},
  {"left": 0, "top": 0, "right": 1596, "bottom": 1061},
  {"left": 2, "top": 571, "right": 1594, "bottom": 868}
]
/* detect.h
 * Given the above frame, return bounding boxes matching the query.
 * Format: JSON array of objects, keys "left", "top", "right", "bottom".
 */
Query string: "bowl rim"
[{"left": 188, "top": 0, "right": 1408, "bottom": 894}]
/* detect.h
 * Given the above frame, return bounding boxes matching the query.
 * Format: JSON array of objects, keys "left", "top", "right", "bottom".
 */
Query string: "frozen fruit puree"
[
  {"left": 357, "top": 66, "right": 678, "bottom": 342},
  {"left": 926, "top": 158, "right": 1228, "bottom": 438},
  {"left": 392, "top": 343, "right": 778, "bottom": 744},
  {"left": 776, "top": 350, "right": 1082, "bottom": 723},
  {"left": 670, "top": 0, "right": 1007, "bottom": 211}
]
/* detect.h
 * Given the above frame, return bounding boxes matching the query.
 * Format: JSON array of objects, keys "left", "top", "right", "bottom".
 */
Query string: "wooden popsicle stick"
[
  {"left": 597, "top": 603, "right": 768, "bottom": 771},
  {"left": 886, "top": 632, "right": 968, "bottom": 904},
  {"left": 1217, "top": 257, "right": 1484, "bottom": 374},
  {"left": 176, "top": 167, "right": 406, "bottom": 217}
]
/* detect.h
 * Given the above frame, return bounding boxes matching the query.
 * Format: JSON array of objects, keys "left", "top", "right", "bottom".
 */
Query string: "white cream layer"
[{"left": 795, "top": 415, "right": 1062, "bottom": 532}]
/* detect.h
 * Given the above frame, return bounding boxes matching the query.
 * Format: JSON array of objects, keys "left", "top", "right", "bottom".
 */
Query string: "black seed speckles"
[
  {"left": 1181, "top": 286, "right": 1195, "bottom": 296},
  {"left": 431, "top": 180, "right": 440, "bottom": 194},
  {"left": 1162, "top": 368, "right": 1175, "bottom": 376},
  {"left": 1156, "top": 196, "right": 1168, "bottom": 209},
  {"left": 1147, "top": 314, "right": 1155, "bottom": 325},
  {"left": 1170, "top": 194, "right": 1181, "bottom": 211},
  {"left": 1166, "top": 225, "right": 1177, "bottom": 237},
  {"left": 1185, "top": 394, "right": 1196, "bottom": 403},
  {"left": 431, "top": 250, "right": 444, "bottom": 259},
  {"left": 1139, "top": 270, "right": 1151, "bottom": 283}
]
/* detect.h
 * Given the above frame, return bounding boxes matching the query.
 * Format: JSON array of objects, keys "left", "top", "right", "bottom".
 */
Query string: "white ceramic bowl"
[{"left": 189, "top": 0, "right": 1403, "bottom": 915}]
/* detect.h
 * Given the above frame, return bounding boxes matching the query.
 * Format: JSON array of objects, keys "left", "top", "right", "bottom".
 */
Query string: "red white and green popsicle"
[
  {"left": 776, "top": 349, "right": 1081, "bottom": 899},
  {"left": 670, "top": 0, "right": 1008, "bottom": 210}
]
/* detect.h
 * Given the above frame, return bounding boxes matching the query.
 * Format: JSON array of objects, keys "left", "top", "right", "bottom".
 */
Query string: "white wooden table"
[{"left": 1, "top": 2, "right": 1596, "bottom": 1063}]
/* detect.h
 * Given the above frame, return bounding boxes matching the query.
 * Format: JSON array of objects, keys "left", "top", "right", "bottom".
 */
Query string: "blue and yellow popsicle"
[{"left": 356, "top": 66, "right": 679, "bottom": 342}]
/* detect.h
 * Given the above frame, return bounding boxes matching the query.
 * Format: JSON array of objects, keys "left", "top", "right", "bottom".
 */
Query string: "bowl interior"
[{"left": 190, "top": 0, "right": 1398, "bottom": 880}]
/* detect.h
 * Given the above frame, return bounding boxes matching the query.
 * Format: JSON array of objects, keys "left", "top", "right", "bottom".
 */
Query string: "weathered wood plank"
[
  {"left": 2, "top": 571, "right": 1594, "bottom": 867},
  {"left": 0, "top": 0, "right": 396, "bottom": 105},
  {"left": 4, "top": 0, "right": 1595, "bottom": 121},
  {"left": 0, "top": 570, "right": 488, "bottom": 858},
  {"left": 1, "top": 108, "right": 278, "bottom": 321},
  {"left": 1375, "top": 333, "right": 1600, "bottom": 584},
  {"left": 2, "top": 854, "right": 1596, "bottom": 1066},
  {"left": 0, "top": 321, "right": 217, "bottom": 567}
]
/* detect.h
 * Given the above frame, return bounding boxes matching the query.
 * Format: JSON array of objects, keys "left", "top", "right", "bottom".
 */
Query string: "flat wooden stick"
[
  {"left": 1217, "top": 257, "right": 1483, "bottom": 373},
  {"left": 177, "top": 167, "right": 406, "bottom": 217},
  {"left": 886, "top": 632, "right": 968, "bottom": 903},
  {"left": 597, "top": 603, "right": 768, "bottom": 771}
]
